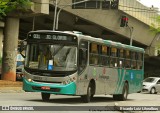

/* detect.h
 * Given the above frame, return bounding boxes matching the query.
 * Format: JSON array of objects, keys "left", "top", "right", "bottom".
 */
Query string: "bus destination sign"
[{"left": 28, "top": 33, "right": 77, "bottom": 42}]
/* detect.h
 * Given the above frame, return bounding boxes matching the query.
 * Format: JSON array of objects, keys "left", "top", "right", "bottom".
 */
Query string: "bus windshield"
[{"left": 25, "top": 44, "right": 77, "bottom": 71}]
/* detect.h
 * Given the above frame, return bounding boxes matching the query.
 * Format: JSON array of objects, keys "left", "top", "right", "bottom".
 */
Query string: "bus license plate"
[
  {"left": 41, "top": 86, "right": 50, "bottom": 90},
  {"left": 33, "top": 76, "right": 43, "bottom": 81}
]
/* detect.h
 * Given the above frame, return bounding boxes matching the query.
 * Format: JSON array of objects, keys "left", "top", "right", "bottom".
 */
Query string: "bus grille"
[
  {"left": 33, "top": 80, "right": 61, "bottom": 84},
  {"left": 32, "top": 86, "right": 61, "bottom": 92}
]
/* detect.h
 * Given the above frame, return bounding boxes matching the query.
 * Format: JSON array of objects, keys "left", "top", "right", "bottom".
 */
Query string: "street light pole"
[
  {"left": 55, "top": 0, "right": 90, "bottom": 30},
  {"left": 127, "top": 25, "right": 134, "bottom": 46},
  {"left": 53, "top": 0, "right": 58, "bottom": 30}
]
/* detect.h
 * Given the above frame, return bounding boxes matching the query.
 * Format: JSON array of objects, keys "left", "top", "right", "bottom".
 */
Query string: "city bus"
[{"left": 22, "top": 30, "right": 144, "bottom": 103}]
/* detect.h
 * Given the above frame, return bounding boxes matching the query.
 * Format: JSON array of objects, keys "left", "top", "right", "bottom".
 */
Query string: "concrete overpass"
[
  {"left": 0, "top": 0, "right": 159, "bottom": 53},
  {"left": 16, "top": 0, "right": 159, "bottom": 55}
]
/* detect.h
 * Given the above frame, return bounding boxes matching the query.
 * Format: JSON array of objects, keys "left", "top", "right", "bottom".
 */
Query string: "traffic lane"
[
  {"left": 0, "top": 93, "right": 116, "bottom": 106},
  {"left": 1, "top": 93, "right": 160, "bottom": 113},
  {"left": 0, "top": 92, "right": 160, "bottom": 106},
  {"left": 118, "top": 93, "right": 160, "bottom": 106},
  {"left": 0, "top": 93, "right": 122, "bottom": 113},
  {"left": 28, "top": 93, "right": 160, "bottom": 106}
]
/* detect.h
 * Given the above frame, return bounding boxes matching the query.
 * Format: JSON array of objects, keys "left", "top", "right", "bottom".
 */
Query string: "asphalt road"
[{"left": 0, "top": 92, "right": 160, "bottom": 113}]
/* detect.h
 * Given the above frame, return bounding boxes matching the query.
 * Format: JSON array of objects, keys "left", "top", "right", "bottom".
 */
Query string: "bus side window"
[
  {"left": 100, "top": 45, "right": 109, "bottom": 66},
  {"left": 119, "top": 49, "right": 124, "bottom": 68},
  {"left": 89, "top": 43, "right": 98, "bottom": 65},
  {"left": 111, "top": 47, "right": 117, "bottom": 57},
  {"left": 102, "top": 45, "right": 107, "bottom": 55},
  {"left": 125, "top": 50, "right": 131, "bottom": 68},
  {"left": 136, "top": 53, "right": 143, "bottom": 70},
  {"left": 131, "top": 52, "right": 137, "bottom": 69},
  {"left": 110, "top": 47, "right": 118, "bottom": 67}
]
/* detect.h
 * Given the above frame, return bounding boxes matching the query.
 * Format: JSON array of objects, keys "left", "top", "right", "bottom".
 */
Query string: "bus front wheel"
[
  {"left": 41, "top": 93, "right": 50, "bottom": 101},
  {"left": 81, "top": 84, "right": 92, "bottom": 103}
]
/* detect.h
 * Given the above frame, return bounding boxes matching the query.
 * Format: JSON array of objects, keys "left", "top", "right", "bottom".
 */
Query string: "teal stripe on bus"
[{"left": 114, "top": 69, "right": 125, "bottom": 94}]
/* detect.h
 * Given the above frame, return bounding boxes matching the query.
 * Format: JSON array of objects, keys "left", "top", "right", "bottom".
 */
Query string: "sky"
[{"left": 138, "top": 0, "right": 160, "bottom": 10}]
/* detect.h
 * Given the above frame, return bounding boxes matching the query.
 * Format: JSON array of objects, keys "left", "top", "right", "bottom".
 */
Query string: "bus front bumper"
[{"left": 23, "top": 78, "right": 76, "bottom": 95}]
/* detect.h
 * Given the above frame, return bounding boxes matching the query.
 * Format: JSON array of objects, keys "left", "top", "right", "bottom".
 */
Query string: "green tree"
[
  {"left": 150, "top": 16, "right": 160, "bottom": 34},
  {"left": 0, "top": 0, "right": 31, "bottom": 81},
  {"left": 150, "top": 16, "right": 160, "bottom": 54},
  {"left": 0, "top": 0, "right": 31, "bottom": 19}
]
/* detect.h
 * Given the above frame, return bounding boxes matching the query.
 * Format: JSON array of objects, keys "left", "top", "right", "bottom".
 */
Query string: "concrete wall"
[
  {"left": 56, "top": 0, "right": 155, "bottom": 46},
  {"left": 31, "top": 0, "right": 49, "bottom": 14},
  {"left": 145, "top": 34, "right": 160, "bottom": 56}
]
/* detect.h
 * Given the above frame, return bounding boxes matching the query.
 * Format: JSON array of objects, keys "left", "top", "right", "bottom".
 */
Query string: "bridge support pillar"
[
  {"left": 145, "top": 47, "right": 156, "bottom": 56},
  {"left": 0, "top": 29, "right": 3, "bottom": 74},
  {"left": 1, "top": 17, "right": 19, "bottom": 81}
]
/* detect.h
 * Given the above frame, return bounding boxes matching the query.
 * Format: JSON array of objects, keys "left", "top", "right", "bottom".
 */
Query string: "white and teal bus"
[{"left": 22, "top": 30, "right": 144, "bottom": 103}]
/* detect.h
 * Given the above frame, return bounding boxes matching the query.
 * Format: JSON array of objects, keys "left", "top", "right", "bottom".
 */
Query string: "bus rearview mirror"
[{"left": 19, "top": 40, "right": 27, "bottom": 58}]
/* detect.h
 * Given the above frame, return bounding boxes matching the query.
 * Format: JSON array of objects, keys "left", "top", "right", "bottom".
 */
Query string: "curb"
[
  {"left": 0, "top": 80, "right": 22, "bottom": 87},
  {"left": 0, "top": 80, "right": 23, "bottom": 93},
  {"left": 0, "top": 87, "right": 24, "bottom": 93}
]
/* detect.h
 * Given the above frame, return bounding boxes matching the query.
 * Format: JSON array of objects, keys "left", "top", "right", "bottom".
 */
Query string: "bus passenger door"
[{"left": 76, "top": 40, "right": 89, "bottom": 95}]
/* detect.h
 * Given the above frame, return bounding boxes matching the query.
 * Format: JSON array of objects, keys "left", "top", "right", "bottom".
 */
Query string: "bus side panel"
[
  {"left": 126, "top": 70, "right": 143, "bottom": 93},
  {"left": 105, "top": 68, "right": 119, "bottom": 94},
  {"left": 87, "top": 66, "right": 106, "bottom": 95},
  {"left": 87, "top": 66, "right": 119, "bottom": 95},
  {"left": 113, "top": 69, "right": 143, "bottom": 94},
  {"left": 76, "top": 68, "right": 89, "bottom": 95},
  {"left": 113, "top": 68, "right": 125, "bottom": 94}
]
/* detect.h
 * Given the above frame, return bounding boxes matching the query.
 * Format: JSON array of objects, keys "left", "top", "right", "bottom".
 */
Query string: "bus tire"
[
  {"left": 41, "top": 93, "right": 50, "bottom": 101},
  {"left": 119, "top": 82, "right": 128, "bottom": 101},
  {"left": 81, "top": 84, "right": 92, "bottom": 103},
  {"left": 113, "top": 94, "right": 119, "bottom": 100},
  {"left": 113, "top": 83, "right": 128, "bottom": 101}
]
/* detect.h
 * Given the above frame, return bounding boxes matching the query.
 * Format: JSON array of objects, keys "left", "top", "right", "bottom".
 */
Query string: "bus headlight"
[{"left": 27, "top": 79, "right": 33, "bottom": 82}]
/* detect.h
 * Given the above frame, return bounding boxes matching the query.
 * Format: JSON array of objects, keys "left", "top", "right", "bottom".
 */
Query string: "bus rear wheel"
[
  {"left": 119, "top": 83, "right": 128, "bottom": 101},
  {"left": 41, "top": 93, "right": 50, "bottom": 101},
  {"left": 113, "top": 83, "right": 128, "bottom": 101},
  {"left": 113, "top": 94, "right": 119, "bottom": 100}
]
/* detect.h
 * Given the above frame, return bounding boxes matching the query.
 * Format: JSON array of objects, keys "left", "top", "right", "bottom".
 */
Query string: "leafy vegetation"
[
  {"left": 150, "top": 16, "right": 160, "bottom": 34},
  {"left": 150, "top": 16, "right": 160, "bottom": 54},
  {"left": 0, "top": 0, "right": 31, "bottom": 19}
]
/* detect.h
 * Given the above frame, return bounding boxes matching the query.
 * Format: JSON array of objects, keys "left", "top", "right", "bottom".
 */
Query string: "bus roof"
[
  {"left": 28, "top": 30, "right": 79, "bottom": 36},
  {"left": 103, "top": 40, "right": 144, "bottom": 53},
  {"left": 79, "top": 34, "right": 144, "bottom": 53},
  {"left": 28, "top": 30, "right": 145, "bottom": 53}
]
